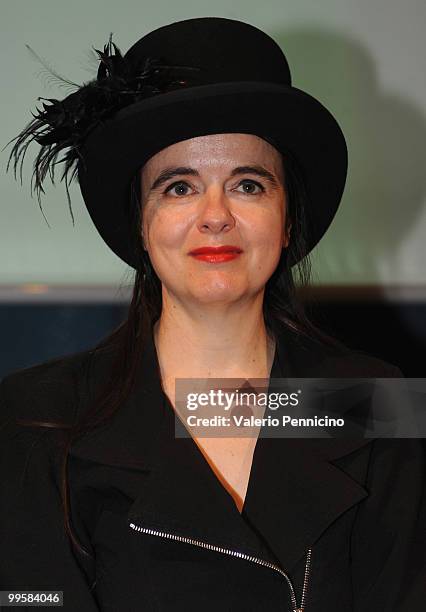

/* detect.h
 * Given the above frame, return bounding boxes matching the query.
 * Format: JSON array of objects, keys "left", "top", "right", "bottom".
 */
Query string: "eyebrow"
[{"left": 149, "top": 165, "right": 280, "bottom": 192}]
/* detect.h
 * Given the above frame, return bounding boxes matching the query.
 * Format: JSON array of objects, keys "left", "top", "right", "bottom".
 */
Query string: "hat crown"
[{"left": 124, "top": 17, "right": 292, "bottom": 88}]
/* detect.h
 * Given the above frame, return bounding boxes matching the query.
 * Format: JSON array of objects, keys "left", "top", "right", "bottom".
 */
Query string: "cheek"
[
  {"left": 245, "top": 208, "right": 285, "bottom": 254},
  {"left": 145, "top": 210, "right": 191, "bottom": 254}
]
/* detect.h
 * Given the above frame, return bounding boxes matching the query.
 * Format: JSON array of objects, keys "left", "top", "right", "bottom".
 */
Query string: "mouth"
[
  {"left": 188, "top": 246, "right": 243, "bottom": 263},
  {"left": 189, "top": 246, "right": 243, "bottom": 255}
]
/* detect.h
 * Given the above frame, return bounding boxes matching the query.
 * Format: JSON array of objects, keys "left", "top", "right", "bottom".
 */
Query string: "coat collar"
[{"left": 70, "top": 324, "right": 373, "bottom": 571}]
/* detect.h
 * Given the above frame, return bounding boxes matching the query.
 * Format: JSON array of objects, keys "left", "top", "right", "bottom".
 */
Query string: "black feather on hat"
[{"left": 5, "top": 32, "right": 202, "bottom": 224}]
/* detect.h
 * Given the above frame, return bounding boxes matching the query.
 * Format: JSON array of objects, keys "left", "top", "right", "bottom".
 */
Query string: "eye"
[
  {"left": 164, "top": 181, "right": 194, "bottom": 197},
  {"left": 235, "top": 179, "right": 265, "bottom": 195}
]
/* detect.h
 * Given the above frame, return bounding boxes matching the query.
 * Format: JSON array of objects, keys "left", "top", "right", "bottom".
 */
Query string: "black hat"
[{"left": 7, "top": 17, "right": 348, "bottom": 268}]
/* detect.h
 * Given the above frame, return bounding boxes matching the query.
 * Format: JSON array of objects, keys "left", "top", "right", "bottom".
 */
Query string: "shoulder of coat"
[
  {"left": 311, "top": 348, "right": 403, "bottom": 378},
  {"left": 275, "top": 325, "right": 402, "bottom": 377},
  {"left": 0, "top": 347, "right": 95, "bottom": 428}
]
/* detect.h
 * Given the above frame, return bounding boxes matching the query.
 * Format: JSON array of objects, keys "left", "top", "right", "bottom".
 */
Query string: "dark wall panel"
[{"left": 0, "top": 301, "right": 424, "bottom": 379}]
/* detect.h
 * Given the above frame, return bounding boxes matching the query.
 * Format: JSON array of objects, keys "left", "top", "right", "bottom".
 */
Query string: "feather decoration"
[
  {"left": 4, "top": 33, "right": 202, "bottom": 224},
  {"left": 24, "top": 43, "right": 80, "bottom": 92}
]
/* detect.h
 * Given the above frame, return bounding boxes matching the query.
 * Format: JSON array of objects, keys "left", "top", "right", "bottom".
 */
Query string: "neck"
[{"left": 152, "top": 309, "right": 276, "bottom": 384}]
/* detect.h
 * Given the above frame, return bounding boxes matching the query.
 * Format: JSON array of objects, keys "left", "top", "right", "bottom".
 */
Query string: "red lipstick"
[{"left": 189, "top": 245, "right": 243, "bottom": 263}]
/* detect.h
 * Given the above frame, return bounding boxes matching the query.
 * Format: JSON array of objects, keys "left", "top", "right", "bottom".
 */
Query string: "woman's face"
[{"left": 140, "top": 133, "right": 290, "bottom": 306}]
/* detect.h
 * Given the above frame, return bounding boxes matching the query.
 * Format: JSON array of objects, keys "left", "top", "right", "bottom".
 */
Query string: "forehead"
[{"left": 142, "top": 133, "right": 282, "bottom": 174}]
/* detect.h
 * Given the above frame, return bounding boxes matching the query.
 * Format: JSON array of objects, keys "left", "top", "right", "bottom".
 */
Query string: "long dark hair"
[{"left": 15, "top": 144, "right": 343, "bottom": 564}]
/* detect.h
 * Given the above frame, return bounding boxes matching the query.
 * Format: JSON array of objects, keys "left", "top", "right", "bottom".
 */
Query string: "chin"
[{"left": 190, "top": 282, "right": 265, "bottom": 305}]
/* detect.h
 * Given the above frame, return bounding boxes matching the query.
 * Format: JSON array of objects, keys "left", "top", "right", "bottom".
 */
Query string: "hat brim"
[{"left": 77, "top": 80, "right": 347, "bottom": 268}]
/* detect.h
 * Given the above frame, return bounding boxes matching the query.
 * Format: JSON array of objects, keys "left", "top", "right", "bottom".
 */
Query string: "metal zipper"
[{"left": 129, "top": 521, "right": 312, "bottom": 611}]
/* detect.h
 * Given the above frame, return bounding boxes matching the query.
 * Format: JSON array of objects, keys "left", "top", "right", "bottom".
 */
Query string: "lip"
[
  {"left": 189, "top": 245, "right": 243, "bottom": 263},
  {"left": 189, "top": 245, "right": 243, "bottom": 255},
  {"left": 191, "top": 252, "right": 241, "bottom": 263}
]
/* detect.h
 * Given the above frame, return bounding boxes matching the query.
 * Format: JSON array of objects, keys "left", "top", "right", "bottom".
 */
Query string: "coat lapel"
[{"left": 70, "top": 324, "right": 374, "bottom": 571}]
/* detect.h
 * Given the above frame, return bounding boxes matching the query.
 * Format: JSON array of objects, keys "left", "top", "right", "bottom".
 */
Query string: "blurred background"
[{"left": 1, "top": 0, "right": 425, "bottom": 377}]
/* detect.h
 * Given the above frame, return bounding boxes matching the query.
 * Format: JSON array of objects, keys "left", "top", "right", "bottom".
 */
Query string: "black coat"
[{"left": 1, "top": 325, "right": 425, "bottom": 612}]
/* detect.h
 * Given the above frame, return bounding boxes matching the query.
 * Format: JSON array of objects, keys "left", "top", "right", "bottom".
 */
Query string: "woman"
[{"left": 1, "top": 17, "right": 424, "bottom": 612}]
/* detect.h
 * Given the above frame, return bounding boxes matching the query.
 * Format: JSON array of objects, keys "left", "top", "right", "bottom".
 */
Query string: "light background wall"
[{"left": 1, "top": 0, "right": 425, "bottom": 288}]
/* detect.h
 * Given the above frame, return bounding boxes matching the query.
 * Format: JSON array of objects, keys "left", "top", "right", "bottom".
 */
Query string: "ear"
[
  {"left": 283, "top": 222, "right": 292, "bottom": 249},
  {"left": 141, "top": 231, "right": 147, "bottom": 252}
]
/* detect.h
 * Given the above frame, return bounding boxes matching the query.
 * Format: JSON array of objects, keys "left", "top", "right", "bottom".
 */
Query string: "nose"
[{"left": 196, "top": 184, "right": 236, "bottom": 234}]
